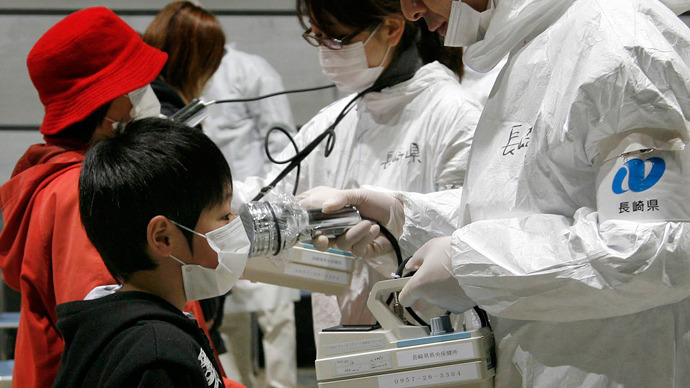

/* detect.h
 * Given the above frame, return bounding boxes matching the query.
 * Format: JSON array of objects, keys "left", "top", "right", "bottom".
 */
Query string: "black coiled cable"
[{"left": 252, "top": 83, "right": 381, "bottom": 201}]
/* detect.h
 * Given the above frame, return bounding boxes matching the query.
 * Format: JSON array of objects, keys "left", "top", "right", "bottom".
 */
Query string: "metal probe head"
[{"left": 168, "top": 98, "right": 214, "bottom": 127}]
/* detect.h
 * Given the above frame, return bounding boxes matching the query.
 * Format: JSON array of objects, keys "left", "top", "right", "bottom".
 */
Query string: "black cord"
[
  {"left": 359, "top": 217, "right": 403, "bottom": 268},
  {"left": 213, "top": 84, "right": 335, "bottom": 104},
  {"left": 251, "top": 93, "right": 358, "bottom": 201},
  {"left": 396, "top": 256, "right": 413, "bottom": 278},
  {"left": 395, "top": 258, "right": 492, "bottom": 330},
  {"left": 204, "top": 84, "right": 336, "bottom": 199},
  {"left": 406, "top": 306, "right": 430, "bottom": 327},
  {"left": 252, "top": 84, "right": 378, "bottom": 202},
  {"left": 383, "top": 258, "right": 431, "bottom": 328},
  {"left": 473, "top": 306, "right": 492, "bottom": 330},
  {"left": 264, "top": 125, "right": 301, "bottom": 196}
]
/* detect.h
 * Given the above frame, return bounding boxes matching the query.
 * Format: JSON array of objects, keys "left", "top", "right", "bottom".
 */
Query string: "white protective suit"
[
  {"left": 235, "top": 61, "right": 483, "bottom": 334},
  {"left": 202, "top": 45, "right": 300, "bottom": 388},
  {"left": 459, "top": 56, "right": 505, "bottom": 106},
  {"left": 397, "top": 0, "right": 690, "bottom": 387},
  {"left": 203, "top": 44, "right": 296, "bottom": 180}
]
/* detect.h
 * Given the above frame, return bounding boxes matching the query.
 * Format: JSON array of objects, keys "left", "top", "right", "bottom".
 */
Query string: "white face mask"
[
  {"left": 105, "top": 84, "right": 162, "bottom": 130},
  {"left": 170, "top": 217, "right": 250, "bottom": 302},
  {"left": 444, "top": 0, "right": 495, "bottom": 47},
  {"left": 127, "top": 84, "right": 162, "bottom": 119},
  {"left": 318, "top": 24, "right": 392, "bottom": 93}
]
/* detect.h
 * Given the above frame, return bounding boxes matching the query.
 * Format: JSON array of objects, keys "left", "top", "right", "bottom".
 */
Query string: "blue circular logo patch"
[{"left": 612, "top": 157, "right": 665, "bottom": 194}]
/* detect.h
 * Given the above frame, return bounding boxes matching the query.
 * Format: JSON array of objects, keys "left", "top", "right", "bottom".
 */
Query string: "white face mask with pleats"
[
  {"left": 318, "top": 23, "right": 391, "bottom": 93},
  {"left": 444, "top": 0, "right": 495, "bottom": 47},
  {"left": 127, "top": 84, "right": 162, "bottom": 119},
  {"left": 105, "top": 84, "right": 162, "bottom": 129},
  {"left": 170, "top": 217, "right": 250, "bottom": 302}
]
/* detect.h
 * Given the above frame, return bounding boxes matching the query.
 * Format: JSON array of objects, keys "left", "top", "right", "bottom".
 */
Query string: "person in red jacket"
[{"left": 0, "top": 7, "right": 242, "bottom": 388}]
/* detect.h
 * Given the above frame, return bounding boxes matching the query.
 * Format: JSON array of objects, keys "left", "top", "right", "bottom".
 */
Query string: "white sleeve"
[
  {"left": 450, "top": 206, "right": 690, "bottom": 322},
  {"left": 450, "top": 102, "right": 690, "bottom": 322},
  {"left": 396, "top": 145, "right": 690, "bottom": 323},
  {"left": 396, "top": 190, "right": 465, "bottom": 258}
]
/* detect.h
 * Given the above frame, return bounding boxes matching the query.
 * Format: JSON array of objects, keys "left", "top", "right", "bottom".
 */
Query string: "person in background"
[
  {"left": 54, "top": 117, "right": 243, "bottom": 387},
  {"left": 297, "top": 0, "right": 483, "bottom": 339},
  {"left": 142, "top": 0, "right": 229, "bottom": 359},
  {"left": 203, "top": 47, "right": 300, "bottom": 388},
  {"left": 143, "top": 1, "right": 225, "bottom": 116},
  {"left": 231, "top": 0, "right": 484, "bottom": 343},
  {"left": 300, "top": 0, "right": 690, "bottom": 386},
  {"left": 0, "top": 7, "right": 167, "bottom": 387}
]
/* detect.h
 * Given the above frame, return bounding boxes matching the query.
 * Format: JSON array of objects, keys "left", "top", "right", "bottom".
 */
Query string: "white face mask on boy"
[
  {"left": 318, "top": 23, "right": 392, "bottom": 93},
  {"left": 170, "top": 217, "right": 250, "bottom": 302}
]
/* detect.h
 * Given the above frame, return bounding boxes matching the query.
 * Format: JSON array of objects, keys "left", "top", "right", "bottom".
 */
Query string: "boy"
[{"left": 53, "top": 117, "right": 249, "bottom": 387}]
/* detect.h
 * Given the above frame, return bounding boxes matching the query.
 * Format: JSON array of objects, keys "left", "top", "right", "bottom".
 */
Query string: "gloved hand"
[
  {"left": 398, "top": 236, "right": 475, "bottom": 314},
  {"left": 297, "top": 186, "right": 404, "bottom": 258}
]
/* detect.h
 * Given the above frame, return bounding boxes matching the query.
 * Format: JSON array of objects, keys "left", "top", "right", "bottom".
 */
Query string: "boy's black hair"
[{"left": 79, "top": 117, "right": 232, "bottom": 283}]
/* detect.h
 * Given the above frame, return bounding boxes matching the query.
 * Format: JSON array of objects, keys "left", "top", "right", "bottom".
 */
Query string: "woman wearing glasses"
[
  {"left": 231, "top": 0, "right": 485, "bottom": 345},
  {"left": 288, "top": 0, "right": 487, "bottom": 339}
]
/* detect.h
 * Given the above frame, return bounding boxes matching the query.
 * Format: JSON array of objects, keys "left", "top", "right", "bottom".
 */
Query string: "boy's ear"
[
  {"left": 147, "top": 215, "right": 174, "bottom": 257},
  {"left": 382, "top": 14, "right": 406, "bottom": 47}
]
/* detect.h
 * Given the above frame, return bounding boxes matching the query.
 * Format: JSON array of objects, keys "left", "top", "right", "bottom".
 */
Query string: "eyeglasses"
[{"left": 302, "top": 27, "right": 367, "bottom": 50}]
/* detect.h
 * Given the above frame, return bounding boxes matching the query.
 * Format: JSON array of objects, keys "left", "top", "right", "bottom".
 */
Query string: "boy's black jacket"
[{"left": 54, "top": 290, "right": 225, "bottom": 388}]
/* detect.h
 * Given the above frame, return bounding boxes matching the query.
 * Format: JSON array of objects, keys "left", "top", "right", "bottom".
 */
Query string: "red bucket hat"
[{"left": 27, "top": 7, "right": 168, "bottom": 135}]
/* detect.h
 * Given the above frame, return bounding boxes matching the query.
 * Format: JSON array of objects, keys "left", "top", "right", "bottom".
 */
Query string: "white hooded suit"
[{"left": 397, "top": 0, "right": 690, "bottom": 386}]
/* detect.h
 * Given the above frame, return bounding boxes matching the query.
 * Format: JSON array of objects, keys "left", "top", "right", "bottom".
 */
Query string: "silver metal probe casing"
[
  {"left": 239, "top": 201, "right": 361, "bottom": 257},
  {"left": 168, "top": 98, "right": 210, "bottom": 127},
  {"left": 305, "top": 207, "right": 362, "bottom": 238}
]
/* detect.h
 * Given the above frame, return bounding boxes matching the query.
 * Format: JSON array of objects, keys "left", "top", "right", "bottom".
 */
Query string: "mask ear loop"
[
  {"left": 169, "top": 254, "right": 187, "bottom": 266},
  {"left": 169, "top": 220, "right": 208, "bottom": 263},
  {"left": 170, "top": 220, "right": 206, "bottom": 239},
  {"left": 375, "top": 45, "right": 392, "bottom": 68},
  {"left": 362, "top": 22, "right": 392, "bottom": 70},
  {"left": 362, "top": 23, "right": 382, "bottom": 46}
]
